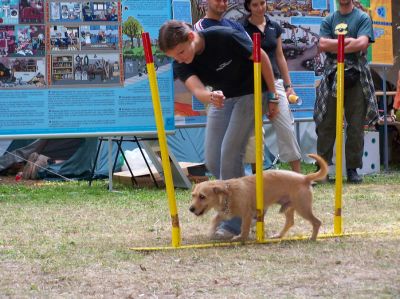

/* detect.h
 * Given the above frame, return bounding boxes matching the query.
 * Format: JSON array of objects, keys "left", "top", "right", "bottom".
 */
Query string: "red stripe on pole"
[
  {"left": 253, "top": 33, "right": 261, "bottom": 63},
  {"left": 142, "top": 32, "right": 154, "bottom": 63},
  {"left": 337, "top": 35, "right": 344, "bottom": 63}
]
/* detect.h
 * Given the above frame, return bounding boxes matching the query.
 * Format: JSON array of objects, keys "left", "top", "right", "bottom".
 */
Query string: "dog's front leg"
[
  {"left": 208, "top": 213, "right": 224, "bottom": 238},
  {"left": 231, "top": 215, "right": 252, "bottom": 242}
]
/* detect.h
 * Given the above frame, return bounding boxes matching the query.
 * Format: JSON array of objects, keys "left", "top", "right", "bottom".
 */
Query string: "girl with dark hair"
[
  {"left": 159, "top": 20, "right": 280, "bottom": 240},
  {"left": 242, "top": 0, "right": 302, "bottom": 173}
]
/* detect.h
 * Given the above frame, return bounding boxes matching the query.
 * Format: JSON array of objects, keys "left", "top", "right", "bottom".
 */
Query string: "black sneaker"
[{"left": 347, "top": 168, "right": 362, "bottom": 184}]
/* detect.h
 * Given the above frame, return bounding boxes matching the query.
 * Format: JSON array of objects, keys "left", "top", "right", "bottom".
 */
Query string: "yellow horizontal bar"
[{"left": 129, "top": 229, "right": 400, "bottom": 251}]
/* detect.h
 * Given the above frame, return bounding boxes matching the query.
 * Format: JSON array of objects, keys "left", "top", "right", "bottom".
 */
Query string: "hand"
[
  {"left": 267, "top": 102, "right": 279, "bottom": 120},
  {"left": 210, "top": 90, "right": 225, "bottom": 108},
  {"left": 285, "top": 87, "right": 295, "bottom": 99},
  {"left": 344, "top": 37, "right": 355, "bottom": 46}
]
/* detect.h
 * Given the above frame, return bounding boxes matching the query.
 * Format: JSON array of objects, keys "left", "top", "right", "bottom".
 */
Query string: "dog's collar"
[
  {"left": 222, "top": 183, "right": 230, "bottom": 215},
  {"left": 222, "top": 184, "right": 231, "bottom": 215},
  {"left": 222, "top": 197, "right": 230, "bottom": 215}
]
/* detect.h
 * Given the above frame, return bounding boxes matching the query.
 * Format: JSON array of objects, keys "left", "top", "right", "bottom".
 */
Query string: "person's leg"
[
  {"left": 344, "top": 81, "right": 367, "bottom": 169},
  {"left": 271, "top": 80, "right": 301, "bottom": 171},
  {"left": 215, "top": 217, "right": 242, "bottom": 237},
  {"left": 219, "top": 94, "right": 256, "bottom": 179},
  {"left": 204, "top": 102, "right": 233, "bottom": 178},
  {"left": 316, "top": 92, "right": 337, "bottom": 166},
  {"left": 289, "top": 159, "right": 301, "bottom": 173},
  {"left": 215, "top": 94, "right": 260, "bottom": 237},
  {"left": 244, "top": 134, "right": 256, "bottom": 173}
]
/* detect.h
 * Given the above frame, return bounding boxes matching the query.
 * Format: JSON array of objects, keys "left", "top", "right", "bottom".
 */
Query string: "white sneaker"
[{"left": 210, "top": 228, "right": 236, "bottom": 241}]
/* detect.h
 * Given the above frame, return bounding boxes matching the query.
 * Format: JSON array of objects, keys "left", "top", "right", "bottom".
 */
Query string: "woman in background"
[{"left": 242, "top": 0, "right": 302, "bottom": 173}]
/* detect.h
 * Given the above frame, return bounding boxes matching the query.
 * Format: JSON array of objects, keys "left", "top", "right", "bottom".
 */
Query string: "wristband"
[
  {"left": 266, "top": 91, "right": 279, "bottom": 103},
  {"left": 284, "top": 83, "right": 292, "bottom": 90},
  {"left": 267, "top": 91, "right": 278, "bottom": 100},
  {"left": 268, "top": 98, "right": 279, "bottom": 104}
]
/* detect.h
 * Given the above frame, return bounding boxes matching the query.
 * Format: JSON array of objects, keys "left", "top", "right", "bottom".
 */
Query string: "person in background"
[
  {"left": 314, "top": 0, "right": 378, "bottom": 183},
  {"left": 242, "top": 0, "right": 302, "bottom": 174},
  {"left": 158, "top": 20, "right": 279, "bottom": 240},
  {"left": 192, "top": 0, "right": 301, "bottom": 239},
  {"left": 394, "top": 70, "right": 400, "bottom": 111},
  {"left": 193, "top": 0, "right": 247, "bottom": 33},
  {"left": 193, "top": 0, "right": 251, "bottom": 240}
]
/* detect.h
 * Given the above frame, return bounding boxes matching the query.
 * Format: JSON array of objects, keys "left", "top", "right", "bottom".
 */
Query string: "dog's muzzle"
[{"left": 189, "top": 205, "right": 206, "bottom": 216}]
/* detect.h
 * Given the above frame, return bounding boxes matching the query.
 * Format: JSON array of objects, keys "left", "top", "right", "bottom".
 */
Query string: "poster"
[
  {"left": 0, "top": 0, "right": 174, "bottom": 138},
  {"left": 370, "top": 0, "right": 393, "bottom": 66}
]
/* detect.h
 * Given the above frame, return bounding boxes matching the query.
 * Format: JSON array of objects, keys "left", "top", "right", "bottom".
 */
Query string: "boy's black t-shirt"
[{"left": 173, "top": 26, "right": 266, "bottom": 98}]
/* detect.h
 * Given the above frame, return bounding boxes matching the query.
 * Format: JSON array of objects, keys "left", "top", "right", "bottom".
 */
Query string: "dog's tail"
[{"left": 305, "top": 154, "right": 328, "bottom": 183}]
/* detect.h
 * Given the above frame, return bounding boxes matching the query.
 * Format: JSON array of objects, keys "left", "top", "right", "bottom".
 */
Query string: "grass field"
[{"left": 0, "top": 167, "right": 400, "bottom": 298}]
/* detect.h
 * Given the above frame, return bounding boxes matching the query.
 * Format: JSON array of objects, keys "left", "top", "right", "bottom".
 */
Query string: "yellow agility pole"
[
  {"left": 142, "top": 32, "right": 181, "bottom": 247},
  {"left": 252, "top": 33, "right": 265, "bottom": 242},
  {"left": 130, "top": 229, "right": 400, "bottom": 251},
  {"left": 334, "top": 24, "right": 347, "bottom": 235}
]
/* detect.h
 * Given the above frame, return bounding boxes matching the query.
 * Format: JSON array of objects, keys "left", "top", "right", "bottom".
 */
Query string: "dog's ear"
[
  {"left": 213, "top": 183, "right": 231, "bottom": 204},
  {"left": 214, "top": 183, "right": 232, "bottom": 211},
  {"left": 212, "top": 182, "right": 229, "bottom": 195}
]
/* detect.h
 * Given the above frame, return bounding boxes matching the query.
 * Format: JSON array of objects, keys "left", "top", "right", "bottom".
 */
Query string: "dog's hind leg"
[
  {"left": 272, "top": 207, "right": 295, "bottom": 239},
  {"left": 310, "top": 216, "right": 321, "bottom": 241},
  {"left": 296, "top": 207, "right": 321, "bottom": 241}
]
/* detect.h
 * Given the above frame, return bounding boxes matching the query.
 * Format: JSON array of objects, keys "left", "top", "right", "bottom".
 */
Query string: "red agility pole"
[
  {"left": 252, "top": 32, "right": 265, "bottom": 242},
  {"left": 142, "top": 32, "right": 181, "bottom": 247},
  {"left": 334, "top": 24, "right": 346, "bottom": 235}
]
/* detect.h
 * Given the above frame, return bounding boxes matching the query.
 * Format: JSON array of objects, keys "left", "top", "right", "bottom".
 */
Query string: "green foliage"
[
  {"left": 0, "top": 180, "right": 189, "bottom": 206},
  {"left": 277, "top": 161, "right": 316, "bottom": 173},
  {"left": 122, "top": 16, "right": 144, "bottom": 48},
  {"left": 123, "top": 46, "right": 165, "bottom": 60},
  {"left": 123, "top": 46, "right": 144, "bottom": 58}
]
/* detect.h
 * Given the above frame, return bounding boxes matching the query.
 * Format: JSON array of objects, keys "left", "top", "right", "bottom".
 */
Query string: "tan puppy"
[{"left": 189, "top": 154, "right": 328, "bottom": 241}]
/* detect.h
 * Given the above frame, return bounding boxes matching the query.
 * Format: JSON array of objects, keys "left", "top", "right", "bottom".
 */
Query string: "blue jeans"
[{"left": 205, "top": 93, "right": 267, "bottom": 235}]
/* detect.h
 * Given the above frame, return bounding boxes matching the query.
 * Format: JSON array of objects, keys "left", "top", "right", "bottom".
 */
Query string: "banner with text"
[
  {"left": 0, "top": 0, "right": 174, "bottom": 139},
  {"left": 370, "top": 0, "right": 393, "bottom": 66}
]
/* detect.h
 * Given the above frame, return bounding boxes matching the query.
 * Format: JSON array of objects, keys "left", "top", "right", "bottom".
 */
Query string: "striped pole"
[
  {"left": 253, "top": 33, "right": 264, "bottom": 242},
  {"left": 142, "top": 32, "right": 181, "bottom": 247},
  {"left": 334, "top": 25, "right": 346, "bottom": 235}
]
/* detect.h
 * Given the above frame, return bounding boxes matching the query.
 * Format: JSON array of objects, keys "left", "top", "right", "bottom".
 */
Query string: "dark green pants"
[{"left": 316, "top": 81, "right": 367, "bottom": 169}]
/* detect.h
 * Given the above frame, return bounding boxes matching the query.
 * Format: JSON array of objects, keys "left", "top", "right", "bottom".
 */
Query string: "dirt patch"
[{"left": 0, "top": 175, "right": 47, "bottom": 186}]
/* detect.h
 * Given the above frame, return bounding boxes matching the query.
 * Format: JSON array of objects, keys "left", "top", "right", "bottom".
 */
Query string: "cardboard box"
[{"left": 113, "top": 162, "right": 208, "bottom": 188}]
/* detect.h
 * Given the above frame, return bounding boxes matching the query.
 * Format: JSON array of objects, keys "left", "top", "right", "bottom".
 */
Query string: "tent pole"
[{"left": 108, "top": 137, "right": 113, "bottom": 191}]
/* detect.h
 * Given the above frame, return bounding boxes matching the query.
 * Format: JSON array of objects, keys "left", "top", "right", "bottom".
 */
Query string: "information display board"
[
  {"left": 0, "top": 0, "right": 174, "bottom": 139},
  {"left": 369, "top": 0, "right": 394, "bottom": 66}
]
